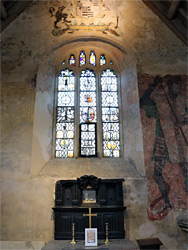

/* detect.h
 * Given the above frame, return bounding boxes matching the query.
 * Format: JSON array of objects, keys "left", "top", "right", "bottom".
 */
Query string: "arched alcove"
[{"left": 30, "top": 40, "right": 145, "bottom": 180}]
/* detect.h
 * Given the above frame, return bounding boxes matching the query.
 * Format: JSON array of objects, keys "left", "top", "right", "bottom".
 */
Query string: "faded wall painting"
[
  {"left": 139, "top": 74, "right": 188, "bottom": 221},
  {"left": 49, "top": 0, "right": 123, "bottom": 37},
  {"left": 1, "top": 37, "right": 32, "bottom": 73}
]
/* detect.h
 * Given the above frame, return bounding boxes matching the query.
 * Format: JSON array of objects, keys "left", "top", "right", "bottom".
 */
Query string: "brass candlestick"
[
  {"left": 71, "top": 223, "right": 76, "bottom": 244},
  {"left": 104, "top": 223, "right": 110, "bottom": 244}
]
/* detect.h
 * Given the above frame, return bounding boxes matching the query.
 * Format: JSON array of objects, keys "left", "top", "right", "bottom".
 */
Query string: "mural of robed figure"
[{"left": 140, "top": 75, "right": 188, "bottom": 220}]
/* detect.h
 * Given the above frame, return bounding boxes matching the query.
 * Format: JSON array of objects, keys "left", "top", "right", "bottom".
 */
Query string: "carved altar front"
[{"left": 53, "top": 175, "right": 126, "bottom": 240}]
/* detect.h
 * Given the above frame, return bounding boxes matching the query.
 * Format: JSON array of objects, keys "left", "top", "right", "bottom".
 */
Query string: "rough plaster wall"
[
  {"left": 1, "top": 122, "right": 55, "bottom": 243},
  {"left": 1, "top": 82, "right": 35, "bottom": 141},
  {"left": 121, "top": 59, "right": 145, "bottom": 177},
  {"left": 30, "top": 55, "right": 55, "bottom": 176}
]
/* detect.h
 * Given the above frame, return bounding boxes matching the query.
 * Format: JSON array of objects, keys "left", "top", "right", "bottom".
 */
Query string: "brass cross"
[{"left": 83, "top": 208, "right": 97, "bottom": 228}]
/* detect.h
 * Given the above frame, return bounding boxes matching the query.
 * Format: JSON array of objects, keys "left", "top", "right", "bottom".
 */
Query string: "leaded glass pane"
[
  {"left": 100, "top": 54, "right": 106, "bottom": 65},
  {"left": 102, "top": 108, "right": 119, "bottom": 122},
  {"left": 56, "top": 69, "right": 75, "bottom": 158},
  {"left": 101, "top": 69, "right": 120, "bottom": 158},
  {"left": 80, "top": 51, "right": 86, "bottom": 66},
  {"left": 56, "top": 123, "right": 74, "bottom": 139},
  {"left": 80, "top": 70, "right": 97, "bottom": 109},
  {"left": 55, "top": 139, "right": 74, "bottom": 158},
  {"left": 80, "top": 92, "right": 96, "bottom": 107},
  {"left": 101, "top": 76, "right": 117, "bottom": 91},
  {"left": 80, "top": 123, "right": 97, "bottom": 157},
  {"left": 69, "top": 54, "right": 76, "bottom": 66},
  {"left": 58, "top": 70, "right": 75, "bottom": 91},
  {"left": 102, "top": 92, "right": 118, "bottom": 107},
  {"left": 57, "top": 92, "right": 75, "bottom": 106},
  {"left": 80, "top": 69, "right": 96, "bottom": 91},
  {"left": 89, "top": 51, "right": 96, "bottom": 66},
  {"left": 57, "top": 107, "right": 74, "bottom": 123},
  {"left": 80, "top": 107, "right": 96, "bottom": 123}
]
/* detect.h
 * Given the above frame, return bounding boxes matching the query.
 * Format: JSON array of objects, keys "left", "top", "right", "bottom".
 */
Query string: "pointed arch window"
[
  {"left": 69, "top": 54, "right": 76, "bottom": 66},
  {"left": 80, "top": 51, "right": 86, "bottom": 66},
  {"left": 89, "top": 51, "right": 96, "bottom": 66},
  {"left": 100, "top": 54, "right": 106, "bottom": 66},
  {"left": 55, "top": 51, "right": 121, "bottom": 158}
]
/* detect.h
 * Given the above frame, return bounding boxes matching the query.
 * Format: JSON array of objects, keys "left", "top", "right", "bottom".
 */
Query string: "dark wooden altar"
[{"left": 53, "top": 175, "right": 126, "bottom": 240}]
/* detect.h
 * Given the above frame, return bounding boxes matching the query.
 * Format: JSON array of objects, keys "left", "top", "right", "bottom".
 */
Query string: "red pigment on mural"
[{"left": 138, "top": 74, "right": 188, "bottom": 221}]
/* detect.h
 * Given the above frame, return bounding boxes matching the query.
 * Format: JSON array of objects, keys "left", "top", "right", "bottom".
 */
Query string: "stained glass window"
[
  {"left": 55, "top": 52, "right": 121, "bottom": 159},
  {"left": 55, "top": 69, "right": 75, "bottom": 158},
  {"left": 69, "top": 54, "right": 75, "bottom": 66},
  {"left": 101, "top": 69, "right": 120, "bottom": 157},
  {"left": 80, "top": 51, "right": 86, "bottom": 66},
  {"left": 89, "top": 51, "right": 96, "bottom": 66},
  {"left": 80, "top": 69, "right": 97, "bottom": 156},
  {"left": 100, "top": 54, "right": 106, "bottom": 66}
]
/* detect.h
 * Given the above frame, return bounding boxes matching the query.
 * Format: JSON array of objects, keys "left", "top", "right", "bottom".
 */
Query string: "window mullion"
[
  {"left": 75, "top": 72, "right": 79, "bottom": 158},
  {"left": 97, "top": 73, "right": 102, "bottom": 158},
  {"left": 117, "top": 74, "right": 123, "bottom": 158}
]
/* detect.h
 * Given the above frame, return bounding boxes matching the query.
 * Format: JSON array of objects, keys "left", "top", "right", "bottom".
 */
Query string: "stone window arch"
[{"left": 30, "top": 40, "right": 145, "bottom": 178}]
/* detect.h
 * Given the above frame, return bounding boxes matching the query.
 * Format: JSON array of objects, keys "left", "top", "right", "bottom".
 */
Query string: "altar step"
[{"left": 42, "top": 238, "right": 139, "bottom": 250}]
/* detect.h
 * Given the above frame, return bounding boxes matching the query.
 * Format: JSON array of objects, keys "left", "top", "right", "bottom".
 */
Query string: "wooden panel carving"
[{"left": 53, "top": 175, "right": 126, "bottom": 240}]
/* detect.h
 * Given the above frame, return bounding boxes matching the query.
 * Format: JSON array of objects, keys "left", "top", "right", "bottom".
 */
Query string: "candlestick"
[
  {"left": 71, "top": 223, "right": 76, "bottom": 244},
  {"left": 104, "top": 223, "right": 110, "bottom": 244}
]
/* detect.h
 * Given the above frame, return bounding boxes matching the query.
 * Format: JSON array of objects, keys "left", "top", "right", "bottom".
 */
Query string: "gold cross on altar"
[{"left": 83, "top": 208, "right": 97, "bottom": 228}]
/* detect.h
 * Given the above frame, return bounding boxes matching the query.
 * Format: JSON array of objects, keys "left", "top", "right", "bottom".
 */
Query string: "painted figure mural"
[{"left": 139, "top": 74, "right": 188, "bottom": 221}]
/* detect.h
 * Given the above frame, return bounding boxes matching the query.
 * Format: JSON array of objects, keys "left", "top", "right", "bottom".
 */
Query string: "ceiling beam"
[
  {"left": 0, "top": 1, "right": 8, "bottom": 20},
  {"left": 142, "top": 0, "right": 187, "bottom": 45},
  {"left": 167, "top": 0, "right": 182, "bottom": 20},
  {"left": 1, "top": 1, "right": 32, "bottom": 32}
]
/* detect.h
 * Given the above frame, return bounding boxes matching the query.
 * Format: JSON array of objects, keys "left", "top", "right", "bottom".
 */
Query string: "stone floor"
[{"left": 41, "top": 238, "right": 139, "bottom": 250}]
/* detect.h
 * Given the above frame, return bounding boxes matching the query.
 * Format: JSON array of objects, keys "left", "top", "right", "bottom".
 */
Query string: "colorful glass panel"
[
  {"left": 80, "top": 69, "right": 97, "bottom": 156},
  {"left": 80, "top": 70, "right": 97, "bottom": 117},
  {"left": 80, "top": 51, "right": 86, "bottom": 66},
  {"left": 100, "top": 54, "right": 106, "bottom": 66},
  {"left": 80, "top": 107, "right": 96, "bottom": 123},
  {"left": 89, "top": 51, "right": 96, "bottom": 66},
  {"left": 101, "top": 69, "right": 120, "bottom": 157},
  {"left": 69, "top": 54, "right": 76, "bottom": 66},
  {"left": 56, "top": 69, "right": 75, "bottom": 158}
]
